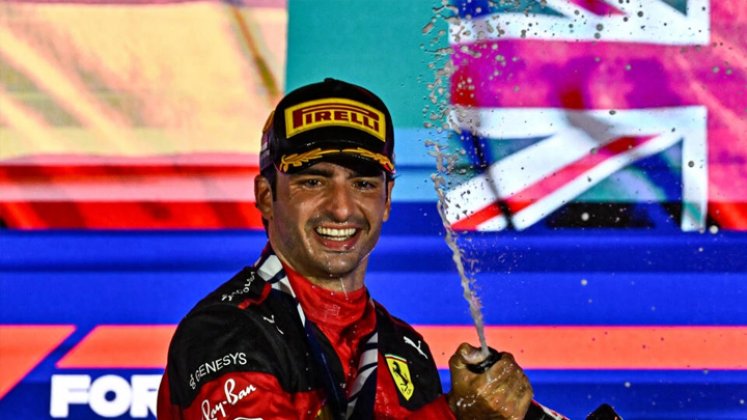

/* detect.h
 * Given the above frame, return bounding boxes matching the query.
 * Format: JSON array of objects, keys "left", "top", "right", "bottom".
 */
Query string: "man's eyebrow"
[
  {"left": 293, "top": 167, "right": 334, "bottom": 177},
  {"left": 350, "top": 167, "right": 385, "bottom": 178},
  {"left": 293, "top": 167, "right": 384, "bottom": 179}
]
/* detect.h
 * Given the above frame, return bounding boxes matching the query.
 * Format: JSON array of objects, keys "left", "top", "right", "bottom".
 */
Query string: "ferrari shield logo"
[
  {"left": 315, "top": 402, "right": 334, "bottom": 420},
  {"left": 385, "top": 354, "right": 414, "bottom": 400}
]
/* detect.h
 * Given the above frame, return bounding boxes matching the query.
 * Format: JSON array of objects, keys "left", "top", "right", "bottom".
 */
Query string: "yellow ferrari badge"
[
  {"left": 385, "top": 354, "right": 414, "bottom": 400},
  {"left": 315, "top": 402, "right": 334, "bottom": 420}
]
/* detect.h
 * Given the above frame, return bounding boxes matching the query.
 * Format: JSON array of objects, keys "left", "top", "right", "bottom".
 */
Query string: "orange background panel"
[
  {"left": 0, "top": 325, "right": 75, "bottom": 399},
  {"left": 419, "top": 326, "right": 747, "bottom": 370},
  {"left": 56, "top": 325, "right": 175, "bottom": 369},
  {"left": 53, "top": 324, "right": 747, "bottom": 371}
]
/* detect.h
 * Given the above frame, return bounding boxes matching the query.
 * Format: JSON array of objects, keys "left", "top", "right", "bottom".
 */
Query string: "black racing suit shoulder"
[
  {"left": 164, "top": 267, "right": 322, "bottom": 407},
  {"left": 373, "top": 300, "right": 444, "bottom": 410}
]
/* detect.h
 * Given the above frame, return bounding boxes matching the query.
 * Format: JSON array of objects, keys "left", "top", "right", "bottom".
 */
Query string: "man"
[{"left": 157, "top": 78, "right": 540, "bottom": 419}]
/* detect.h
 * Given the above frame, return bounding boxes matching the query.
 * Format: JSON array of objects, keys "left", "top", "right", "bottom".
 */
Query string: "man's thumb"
[{"left": 450, "top": 342, "right": 484, "bottom": 369}]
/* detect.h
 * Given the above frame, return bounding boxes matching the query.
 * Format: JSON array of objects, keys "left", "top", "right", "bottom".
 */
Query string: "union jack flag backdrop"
[{"left": 445, "top": 0, "right": 747, "bottom": 232}]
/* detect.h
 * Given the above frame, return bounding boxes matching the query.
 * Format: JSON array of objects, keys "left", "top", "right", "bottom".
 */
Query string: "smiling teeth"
[{"left": 316, "top": 227, "right": 356, "bottom": 240}]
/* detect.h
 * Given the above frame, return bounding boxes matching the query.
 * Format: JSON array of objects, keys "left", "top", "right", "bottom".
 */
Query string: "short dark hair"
[
  {"left": 260, "top": 167, "right": 278, "bottom": 199},
  {"left": 258, "top": 167, "right": 277, "bottom": 232}
]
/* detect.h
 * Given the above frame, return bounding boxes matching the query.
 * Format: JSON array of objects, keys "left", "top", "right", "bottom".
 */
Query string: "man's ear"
[
  {"left": 383, "top": 178, "right": 394, "bottom": 222},
  {"left": 254, "top": 175, "right": 273, "bottom": 220}
]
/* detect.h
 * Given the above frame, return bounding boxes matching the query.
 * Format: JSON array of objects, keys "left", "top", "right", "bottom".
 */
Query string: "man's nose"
[{"left": 325, "top": 181, "right": 354, "bottom": 222}]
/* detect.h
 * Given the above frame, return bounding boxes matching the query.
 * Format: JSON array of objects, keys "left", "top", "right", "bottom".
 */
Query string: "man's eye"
[
  {"left": 355, "top": 180, "right": 377, "bottom": 190},
  {"left": 303, "top": 179, "right": 322, "bottom": 187}
]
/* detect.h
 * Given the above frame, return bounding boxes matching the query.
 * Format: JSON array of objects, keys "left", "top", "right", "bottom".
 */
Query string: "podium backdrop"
[{"left": 2, "top": 0, "right": 746, "bottom": 418}]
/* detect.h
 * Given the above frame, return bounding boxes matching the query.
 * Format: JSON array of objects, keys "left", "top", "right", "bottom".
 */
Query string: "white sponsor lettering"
[
  {"left": 190, "top": 352, "right": 248, "bottom": 390},
  {"left": 200, "top": 378, "right": 257, "bottom": 420},
  {"left": 50, "top": 374, "right": 160, "bottom": 418},
  {"left": 403, "top": 336, "right": 428, "bottom": 359},
  {"left": 262, "top": 315, "right": 284, "bottom": 335},
  {"left": 221, "top": 274, "right": 256, "bottom": 302}
]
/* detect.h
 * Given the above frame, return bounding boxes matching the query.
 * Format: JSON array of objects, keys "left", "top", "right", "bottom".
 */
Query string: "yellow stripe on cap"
[
  {"left": 279, "top": 148, "right": 340, "bottom": 172},
  {"left": 341, "top": 147, "right": 394, "bottom": 172},
  {"left": 279, "top": 147, "right": 394, "bottom": 173},
  {"left": 284, "top": 98, "right": 386, "bottom": 141}
]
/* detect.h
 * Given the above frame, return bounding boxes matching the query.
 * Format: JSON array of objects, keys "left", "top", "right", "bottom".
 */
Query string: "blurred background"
[{"left": 1, "top": 0, "right": 746, "bottom": 418}]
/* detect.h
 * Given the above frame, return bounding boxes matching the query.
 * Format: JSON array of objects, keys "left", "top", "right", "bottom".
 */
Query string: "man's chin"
[
  {"left": 311, "top": 257, "right": 363, "bottom": 278},
  {"left": 317, "top": 263, "right": 358, "bottom": 279}
]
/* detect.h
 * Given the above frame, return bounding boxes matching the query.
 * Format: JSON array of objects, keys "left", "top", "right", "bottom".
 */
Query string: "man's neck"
[{"left": 305, "top": 275, "right": 365, "bottom": 293}]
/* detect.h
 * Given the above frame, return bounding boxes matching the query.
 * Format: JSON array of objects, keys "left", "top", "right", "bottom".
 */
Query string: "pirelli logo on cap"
[{"left": 285, "top": 98, "right": 386, "bottom": 141}]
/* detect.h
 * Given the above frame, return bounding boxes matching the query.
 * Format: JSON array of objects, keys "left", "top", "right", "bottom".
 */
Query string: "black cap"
[{"left": 260, "top": 78, "right": 395, "bottom": 174}]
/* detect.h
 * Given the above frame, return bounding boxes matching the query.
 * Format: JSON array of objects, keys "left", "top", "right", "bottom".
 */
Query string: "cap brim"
[{"left": 278, "top": 145, "right": 394, "bottom": 174}]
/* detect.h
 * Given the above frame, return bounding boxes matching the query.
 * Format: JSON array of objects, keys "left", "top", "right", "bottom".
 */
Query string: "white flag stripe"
[
  {"left": 257, "top": 255, "right": 284, "bottom": 282},
  {"left": 358, "top": 347, "right": 378, "bottom": 369},
  {"left": 449, "top": 0, "right": 709, "bottom": 45},
  {"left": 272, "top": 276, "right": 306, "bottom": 324},
  {"left": 346, "top": 332, "right": 378, "bottom": 418},
  {"left": 277, "top": 277, "right": 297, "bottom": 299},
  {"left": 451, "top": 106, "right": 707, "bottom": 139},
  {"left": 447, "top": 106, "right": 708, "bottom": 231},
  {"left": 511, "top": 132, "right": 683, "bottom": 230},
  {"left": 345, "top": 400, "right": 358, "bottom": 419},
  {"left": 449, "top": 107, "right": 569, "bottom": 138},
  {"left": 444, "top": 176, "right": 498, "bottom": 224},
  {"left": 451, "top": 107, "right": 708, "bottom": 209},
  {"left": 349, "top": 358, "right": 377, "bottom": 395},
  {"left": 444, "top": 127, "right": 616, "bottom": 223},
  {"left": 681, "top": 108, "right": 708, "bottom": 231},
  {"left": 476, "top": 215, "right": 508, "bottom": 231},
  {"left": 493, "top": 129, "right": 618, "bottom": 196}
]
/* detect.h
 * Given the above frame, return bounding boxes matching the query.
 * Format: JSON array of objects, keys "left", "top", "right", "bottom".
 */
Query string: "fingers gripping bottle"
[{"left": 467, "top": 348, "right": 623, "bottom": 420}]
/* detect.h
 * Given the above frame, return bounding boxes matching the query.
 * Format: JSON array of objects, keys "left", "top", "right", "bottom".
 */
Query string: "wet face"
[{"left": 255, "top": 161, "right": 393, "bottom": 289}]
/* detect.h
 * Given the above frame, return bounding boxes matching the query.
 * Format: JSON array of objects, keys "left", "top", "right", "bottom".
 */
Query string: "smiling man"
[{"left": 157, "top": 79, "right": 538, "bottom": 420}]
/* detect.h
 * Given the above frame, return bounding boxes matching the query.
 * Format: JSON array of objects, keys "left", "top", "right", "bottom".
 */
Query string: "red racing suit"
[{"left": 158, "top": 249, "right": 456, "bottom": 419}]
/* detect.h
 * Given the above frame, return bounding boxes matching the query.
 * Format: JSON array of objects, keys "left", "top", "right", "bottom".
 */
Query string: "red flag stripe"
[
  {"left": 0, "top": 201, "right": 265, "bottom": 229},
  {"left": 567, "top": 0, "right": 624, "bottom": 16},
  {"left": 709, "top": 202, "right": 747, "bottom": 229},
  {"left": 504, "top": 135, "right": 656, "bottom": 214},
  {"left": 450, "top": 135, "right": 656, "bottom": 230},
  {"left": 451, "top": 202, "right": 504, "bottom": 231},
  {"left": 0, "top": 164, "right": 259, "bottom": 202}
]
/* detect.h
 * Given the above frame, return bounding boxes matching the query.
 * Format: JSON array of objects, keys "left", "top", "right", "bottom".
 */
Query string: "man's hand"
[{"left": 447, "top": 343, "right": 533, "bottom": 420}]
